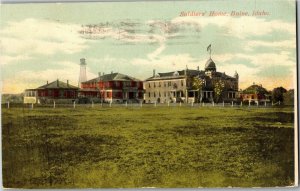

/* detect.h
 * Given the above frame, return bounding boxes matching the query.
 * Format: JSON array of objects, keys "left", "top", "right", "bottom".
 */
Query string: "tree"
[
  {"left": 272, "top": 87, "right": 287, "bottom": 103},
  {"left": 191, "top": 77, "right": 204, "bottom": 103},
  {"left": 283, "top": 89, "right": 294, "bottom": 105},
  {"left": 213, "top": 80, "right": 225, "bottom": 103}
]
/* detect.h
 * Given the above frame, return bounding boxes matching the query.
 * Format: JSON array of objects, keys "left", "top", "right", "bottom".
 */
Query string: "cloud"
[
  {"left": 172, "top": 16, "right": 295, "bottom": 39},
  {"left": 246, "top": 39, "right": 296, "bottom": 50},
  {"left": 147, "top": 43, "right": 166, "bottom": 60},
  {"left": 0, "top": 18, "right": 88, "bottom": 64},
  {"left": 235, "top": 51, "right": 295, "bottom": 67},
  {"left": 0, "top": 55, "right": 32, "bottom": 65},
  {"left": 132, "top": 53, "right": 203, "bottom": 72},
  {"left": 2, "top": 61, "right": 97, "bottom": 93}
]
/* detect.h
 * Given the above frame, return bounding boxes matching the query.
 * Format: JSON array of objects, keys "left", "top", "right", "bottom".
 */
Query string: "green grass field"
[{"left": 2, "top": 105, "right": 295, "bottom": 188}]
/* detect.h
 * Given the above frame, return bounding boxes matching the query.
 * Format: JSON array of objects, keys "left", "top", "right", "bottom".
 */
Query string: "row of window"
[
  {"left": 83, "top": 81, "right": 142, "bottom": 88},
  {"left": 148, "top": 91, "right": 178, "bottom": 98},
  {"left": 147, "top": 80, "right": 185, "bottom": 88}
]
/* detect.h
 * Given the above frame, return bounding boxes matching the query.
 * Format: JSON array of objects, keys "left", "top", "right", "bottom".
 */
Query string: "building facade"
[
  {"left": 144, "top": 58, "right": 239, "bottom": 103},
  {"left": 80, "top": 72, "right": 144, "bottom": 103},
  {"left": 24, "top": 80, "right": 79, "bottom": 104}
]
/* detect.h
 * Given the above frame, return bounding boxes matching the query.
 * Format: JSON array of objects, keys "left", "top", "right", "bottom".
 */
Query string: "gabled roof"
[
  {"left": 83, "top": 73, "right": 141, "bottom": 83},
  {"left": 37, "top": 80, "right": 78, "bottom": 89}
]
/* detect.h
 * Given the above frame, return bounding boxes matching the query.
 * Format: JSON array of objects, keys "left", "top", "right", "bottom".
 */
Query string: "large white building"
[{"left": 144, "top": 58, "right": 239, "bottom": 103}]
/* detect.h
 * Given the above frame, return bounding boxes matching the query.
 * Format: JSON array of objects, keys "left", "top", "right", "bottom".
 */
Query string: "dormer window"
[{"left": 173, "top": 71, "right": 179, "bottom": 76}]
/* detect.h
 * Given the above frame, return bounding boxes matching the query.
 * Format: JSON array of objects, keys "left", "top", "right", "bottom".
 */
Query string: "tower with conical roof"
[
  {"left": 205, "top": 44, "right": 216, "bottom": 78},
  {"left": 205, "top": 58, "right": 217, "bottom": 72}
]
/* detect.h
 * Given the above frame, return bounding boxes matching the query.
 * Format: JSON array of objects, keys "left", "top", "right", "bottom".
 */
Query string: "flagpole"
[{"left": 210, "top": 44, "right": 212, "bottom": 59}]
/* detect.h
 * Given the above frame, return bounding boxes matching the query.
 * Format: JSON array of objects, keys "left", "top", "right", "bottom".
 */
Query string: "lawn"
[{"left": 1, "top": 104, "right": 295, "bottom": 188}]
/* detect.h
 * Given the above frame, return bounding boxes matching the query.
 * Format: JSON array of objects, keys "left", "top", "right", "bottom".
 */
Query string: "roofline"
[
  {"left": 145, "top": 76, "right": 186, "bottom": 81},
  {"left": 30, "top": 87, "right": 79, "bottom": 90},
  {"left": 83, "top": 72, "right": 142, "bottom": 83}
]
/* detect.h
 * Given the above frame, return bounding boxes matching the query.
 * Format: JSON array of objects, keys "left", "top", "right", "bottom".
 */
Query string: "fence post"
[
  {"left": 180, "top": 102, "right": 182, "bottom": 107},
  {"left": 231, "top": 101, "right": 233, "bottom": 107},
  {"left": 140, "top": 101, "right": 142, "bottom": 108},
  {"left": 240, "top": 101, "right": 242, "bottom": 107},
  {"left": 249, "top": 100, "right": 251, "bottom": 107},
  {"left": 125, "top": 101, "right": 128, "bottom": 107},
  {"left": 222, "top": 101, "right": 224, "bottom": 107},
  {"left": 191, "top": 101, "right": 194, "bottom": 107},
  {"left": 279, "top": 101, "right": 281, "bottom": 105},
  {"left": 265, "top": 101, "right": 267, "bottom": 107},
  {"left": 110, "top": 101, "right": 112, "bottom": 107},
  {"left": 202, "top": 102, "right": 205, "bottom": 107},
  {"left": 7, "top": 101, "right": 9, "bottom": 109},
  {"left": 154, "top": 101, "right": 157, "bottom": 107},
  {"left": 91, "top": 101, "right": 94, "bottom": 108},
  {"left": 73, "top": 101, "right": 76, "bottom": 109},
  {"left": 53, "top": 101, "right": 55, "bottom": 108},
  {"left": 168, "top": 101, "right": 170, "bottom": 107},
  {"left": 256, "top": 101, "right": 259, "bottom": 107},
  {"left": 212, "top": 101, "right": 214, "bottom": 107},
  {"left": 31, "top": 103, "right": 34, "bottom": 109}
]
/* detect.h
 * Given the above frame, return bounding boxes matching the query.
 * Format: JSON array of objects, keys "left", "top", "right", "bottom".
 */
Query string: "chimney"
[
  {"left": 57, "top": 79, "right": 59, "bottom": 87},
  {"left": 98, "top": 72, "right": 101, "bottom": 77},
  {"left": 67, "top": 80, "right": 69, "bottom": 87},
  {"left": 111, "top": 71, "right": 113, "bottom": 74},
  {"left": 197, "top": 66, "right": 199, "bottom": 71},
  {"left": 153, "top": 69, "right": 156, "bottom": 77}
]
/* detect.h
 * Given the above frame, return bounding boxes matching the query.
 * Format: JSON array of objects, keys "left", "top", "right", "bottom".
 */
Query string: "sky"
[{"left": 0, "top": 0, "right": 297, "bottom": 93}]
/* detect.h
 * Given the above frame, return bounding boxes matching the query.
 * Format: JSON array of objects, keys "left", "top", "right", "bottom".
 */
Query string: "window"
[
  {"left": 181, "top": 80, "right": 184, "bottom": 86},
  {"left": 159, "top": 92, "right": 161, "bottom": 97},
  {"left": 154, "top": 82, "right": 156, "bottom": 88},
  {"left": 173, "top": 83, "right": 178, "bottom": 89},
  {"left": 159, "top": 82, "right": 161, "bottom": 87},
  {"left": 164, "top": 82, "right": 166, "bottom": 87},
  {"left": 164, "top": 92, "right": 166, "bottom": 97},
  {"left": 148, "top": 92, "right": 151, "bottom": 97},
  {"left": 123, "top": 81, "right": 130, "bottom": 87},
  {"left": 148, "top": 83, "right": 151, "bottom": 88},
  {"left": 168, "top": 82, "right": 171, "bottom": 87},
  {"left": 154, "top": 92, "right": 156, "bottom": 97}
]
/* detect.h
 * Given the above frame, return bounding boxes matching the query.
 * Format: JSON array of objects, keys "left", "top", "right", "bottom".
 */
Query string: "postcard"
[{"left": 0, "top": 0, "right": 298, "bottom": 188}]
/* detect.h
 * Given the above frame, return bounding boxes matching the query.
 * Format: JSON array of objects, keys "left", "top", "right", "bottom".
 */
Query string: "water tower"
[{"left": 78, "top": 58, "right": 87, "bottom": 87}]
